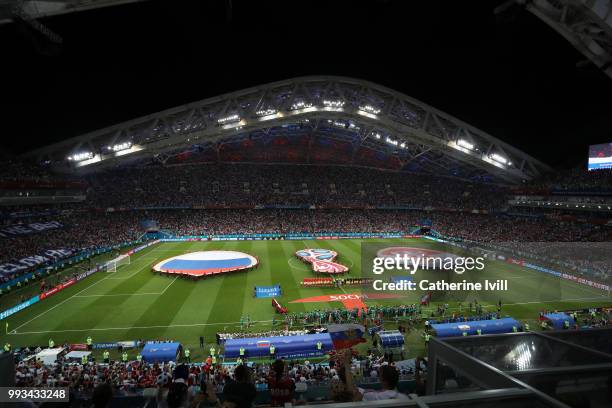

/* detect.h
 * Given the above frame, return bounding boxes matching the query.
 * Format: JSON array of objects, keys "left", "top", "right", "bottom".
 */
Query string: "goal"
[{"left": 106, "top": 254, "right": 130, "bottom": 273}]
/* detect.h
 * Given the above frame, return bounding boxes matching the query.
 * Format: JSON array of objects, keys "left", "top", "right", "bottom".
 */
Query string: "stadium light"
[
  {"left": 457, "top": 139, "right": 474, "bottom": 150},
  {"left": 328, "top": 119, "right": 359, "bottom": 130},
  {"left": 490, "top": 153, "right": 508, "bottom": 165},
  {"left": 107, "top": 142, "right": 132, "bottom": 152},
  {"left": 386, "top": 137, "right": 398, "bottom": 146},
  {"left": 217, "top": 114, "right": 241, "bottom": 124},
  {"left": 256, "top": 108, "right": 277, "bottom": 117},
  {"left": 373, "top": 132, "right": 382, "bottom": 140},
  {"left": 358, "top": 105, "right": 381, "bottom": 115},
  {"left": 290, "top": 101, "right": 313, "bottom": 110},
  {"left": 323, "top": 100, "right": 345, "bottom": 108},
  {"left": 67, "top": 152, "right": 94, "bottom": 162}
]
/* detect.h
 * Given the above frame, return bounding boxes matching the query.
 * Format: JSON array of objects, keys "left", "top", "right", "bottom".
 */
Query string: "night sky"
[{"left": 1, "top": 0, "right": 612, "bottom": 168}]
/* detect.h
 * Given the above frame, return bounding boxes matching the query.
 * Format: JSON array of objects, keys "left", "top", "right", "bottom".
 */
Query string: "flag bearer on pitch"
[
  {"left": 137, "top": 353, "right": 143, "bottom": 363},
  {"left": 122, "top": 351, "right": 128, "bottom": 363},
  {"left": 103, "top": 350, "right": 110, "bottom": 363},
  {"left": 184, "top": 348, "right": 191, "bottom": 363},
  {"left": 210, "top": 345, "right": 216, "bottom": 356},
  {"left": 81, "top": 354, "right": 88, "bottom": 365},
  {"left": 86, "top": 336, "right": 93, "bottom": 350}
]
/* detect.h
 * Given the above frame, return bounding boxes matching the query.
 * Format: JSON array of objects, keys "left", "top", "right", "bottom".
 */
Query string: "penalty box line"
[
  {"left": 106, "top": 246, "right": 164, "bottom": 280},
  {"left": 10, "top": 275, "right": 110, "bottom": 334},
  {"left": 10, "top": 319, "right": 275, "bottom": 335},
  {"left": 74, "top": 276, "right": 178, "bottom": 298},
  {"left": 10, "top": 246, "right": 168, "bottom": 333},
  {"left": 11, "top": 275, "right": 178, "bottom": 332}
]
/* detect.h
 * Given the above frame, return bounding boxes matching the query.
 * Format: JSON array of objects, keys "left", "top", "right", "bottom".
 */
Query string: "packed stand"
[
  {"left": 12, "top": 347, "right": 419, "bottom": 405},
  {"left": 85, "top": 163, "right": 508, "bottom": 210}
]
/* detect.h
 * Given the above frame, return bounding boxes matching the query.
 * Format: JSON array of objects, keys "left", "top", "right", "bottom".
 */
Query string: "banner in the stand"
[
  {"left": 0, "top": 248, "right": 74, "bottom": 276},
  {"left": 0, "top": 221, "right": 64, "bottom": 238}
]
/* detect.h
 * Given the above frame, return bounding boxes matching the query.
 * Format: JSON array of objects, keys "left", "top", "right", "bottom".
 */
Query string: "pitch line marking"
[
  {"left": 287, "top": 256, "right": 309, "bottom": 271},
  {"left": 160, "top": 276, "right": 178, "bottom": 294},
  {"left": 73, "top": 292, "right": 163, "bottom": 298},
  {"left": 10, "top": 319, "right": 276, "bottom": 335},
  {"left": 74, "top": 266, "right": 176, "bottom": 297},
  {"left": 12, "top": 295, "right": 609, "bottom": 336},
  {"left": 9, "top": 243, "right": 163, "bottom": 333},
  {"left": 0, "top": 244, "right": 157, "bottom": 299},
  {"left": 11, "top": 275, "right": 110, "bottom": 333},
  {"left": 106, "top": 254, "right": 157, "bottom": 280},
  {"left": 11, "top": 244, "right": 161, "bottom": 331}
]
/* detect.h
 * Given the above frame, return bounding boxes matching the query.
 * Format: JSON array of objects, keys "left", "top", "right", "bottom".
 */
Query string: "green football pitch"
[{"left": 2, "top": 238, "right": 611, "bottom": 360}]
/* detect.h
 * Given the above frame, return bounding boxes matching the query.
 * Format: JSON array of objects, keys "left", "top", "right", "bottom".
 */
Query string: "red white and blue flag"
[
  {"left": 420, "top": 291, "right": 432, "bottom": 305},
  {"left": 328, "top": 324, "right": 366, "bottom": 349}
]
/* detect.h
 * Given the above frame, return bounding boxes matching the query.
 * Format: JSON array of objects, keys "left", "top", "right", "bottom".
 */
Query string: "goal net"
[{"left": 105, "top": 254, "right": 130, "bottom": 273}]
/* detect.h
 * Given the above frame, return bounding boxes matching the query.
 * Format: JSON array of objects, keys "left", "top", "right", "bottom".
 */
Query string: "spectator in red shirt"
[{"left": 268, "top": 359, "right": 295, "bottom": 407}]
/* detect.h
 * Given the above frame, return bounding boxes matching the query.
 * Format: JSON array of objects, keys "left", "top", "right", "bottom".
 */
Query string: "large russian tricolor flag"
[{"left": 328, "top": 324, "right": 366, "bottom": 349}]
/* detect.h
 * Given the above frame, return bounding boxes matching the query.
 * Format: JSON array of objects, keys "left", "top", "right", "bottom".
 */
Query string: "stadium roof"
[
  {"left": 518, "top": 0, "right": 612, "bottom": 80},
  {"left": 25, "top": 75, "right": 552, "bottom": 183},
  {"left": 0, "top": 0, "right": 148, "bottom": 23}
]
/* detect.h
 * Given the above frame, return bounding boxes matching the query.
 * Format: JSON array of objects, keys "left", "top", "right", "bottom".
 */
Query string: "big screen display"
[{"left": 588, "top": 143, "right": 612, "bottom": 171}]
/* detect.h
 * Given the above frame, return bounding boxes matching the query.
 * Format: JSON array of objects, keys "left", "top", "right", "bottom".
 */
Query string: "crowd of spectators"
[
  {"left": 84, "top": 163, "right": 508, "bottom": 210},
  {"left": 12, "top": 347, "right": 417, "bottom": 406},
  {"left": 2, "top": 208, "right": 611, "bottom": 285},
  {"left": 523, "top": 166, "right": 612, "bottom": 193},
  {"left": 0, "top": 211, "right": 141, "bottom": 281},
  {"left": 0, "top": 160, "right": 59, "bottom": 184},
  {"left": 1, "top": 160, "right": 611, "bottom": 289}
]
